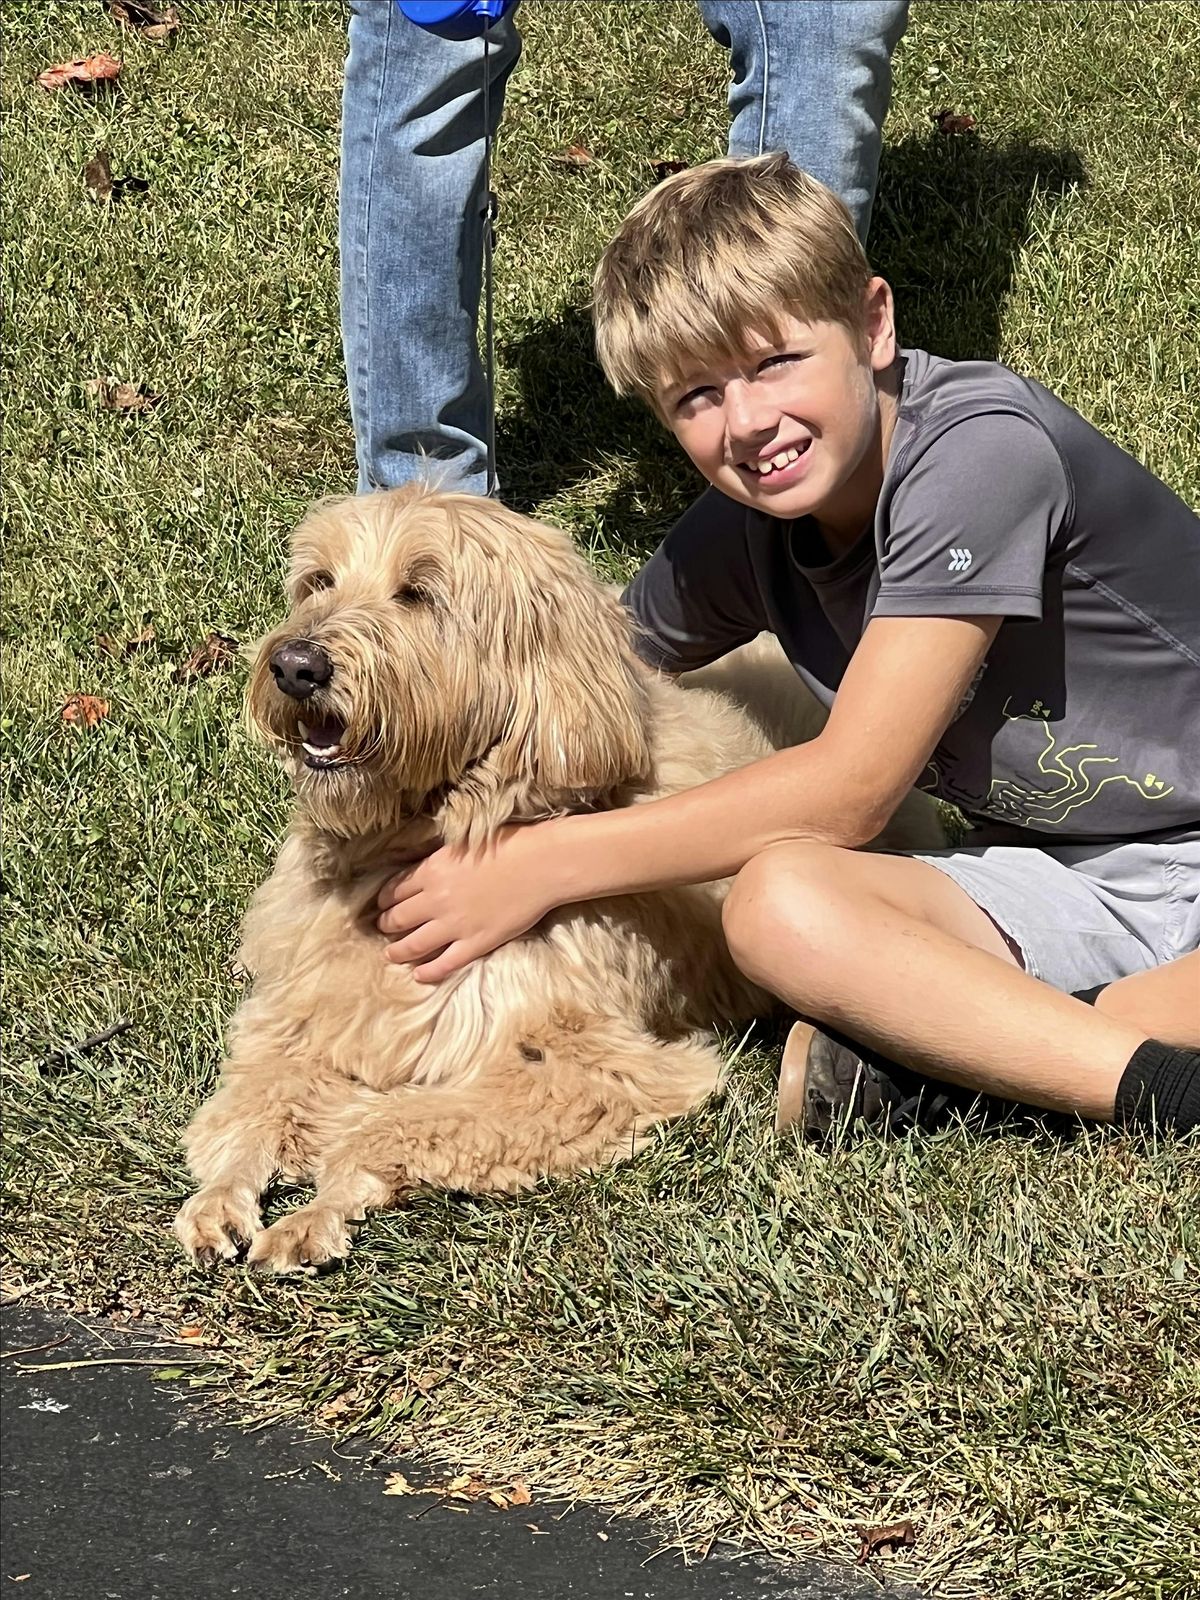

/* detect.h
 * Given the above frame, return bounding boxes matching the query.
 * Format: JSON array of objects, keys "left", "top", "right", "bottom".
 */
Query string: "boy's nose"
[{"left": 725, "top": 380, "right": 779, "bottom": 444}]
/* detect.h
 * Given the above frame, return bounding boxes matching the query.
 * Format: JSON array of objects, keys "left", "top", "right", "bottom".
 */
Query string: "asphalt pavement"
[{"left": 2, "top": 1305, "right": 921, "bottom": 1600}]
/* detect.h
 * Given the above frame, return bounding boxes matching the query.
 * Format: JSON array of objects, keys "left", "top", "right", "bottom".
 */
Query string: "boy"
[{"left": 377, "top": 153, "right": 1200, "bottom": 1135}]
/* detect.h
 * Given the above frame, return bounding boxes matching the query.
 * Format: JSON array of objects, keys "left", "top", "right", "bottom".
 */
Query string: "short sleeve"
[
  {"left": 873, "top": 413, "right": 1073, "bottom": 622},
  {"left": 622, "top": 487, "right": 766, "bottom": 671}
]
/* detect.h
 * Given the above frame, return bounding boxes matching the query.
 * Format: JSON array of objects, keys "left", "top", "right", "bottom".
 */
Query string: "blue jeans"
[{"left": 340, "top": 0, "right": 909, "bottom": 494}]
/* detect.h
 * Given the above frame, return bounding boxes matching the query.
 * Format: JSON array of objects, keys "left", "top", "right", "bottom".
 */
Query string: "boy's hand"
[{"left": 377, "top": 824, "right": 561, "bottom": 982}]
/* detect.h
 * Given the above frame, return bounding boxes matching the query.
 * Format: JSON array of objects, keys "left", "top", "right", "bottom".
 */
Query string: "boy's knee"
[{"left": 722, "top": 841, "right": 856, "bottom": 975}]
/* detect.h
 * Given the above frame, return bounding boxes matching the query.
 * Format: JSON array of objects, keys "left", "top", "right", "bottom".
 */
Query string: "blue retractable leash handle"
[
  {"left": 397, "top": 0, "right": 519, "bottom": 494},
  {"left": 397, "top": 1, "right": 516, "bottom": 40}
]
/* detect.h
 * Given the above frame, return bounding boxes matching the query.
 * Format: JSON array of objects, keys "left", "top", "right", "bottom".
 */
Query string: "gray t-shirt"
[{"left": 626, "top": 348, "right": 1200, "bottom": 842}]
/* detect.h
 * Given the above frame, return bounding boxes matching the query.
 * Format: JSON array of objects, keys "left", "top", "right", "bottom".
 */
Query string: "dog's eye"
[
  {"left": 304, "top": 571, "right": 335, "bottom": 595},
  {"left": 392, "top": 584, "right": 431, "bottom": 606}
]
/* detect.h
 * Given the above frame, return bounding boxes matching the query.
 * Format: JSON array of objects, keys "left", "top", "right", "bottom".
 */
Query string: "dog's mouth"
[{"left": 299, "top": 715, "right": 350, "bottom": 770}]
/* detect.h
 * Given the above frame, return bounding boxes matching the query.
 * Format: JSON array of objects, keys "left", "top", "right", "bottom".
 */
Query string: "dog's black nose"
[{"left": 269, "top": 640, "right": 333, "bottom": 700}]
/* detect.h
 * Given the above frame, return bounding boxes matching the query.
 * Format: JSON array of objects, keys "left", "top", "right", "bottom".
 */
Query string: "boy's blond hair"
[{"left": 592, "top": 152, "right": 872, "bottom": 411}]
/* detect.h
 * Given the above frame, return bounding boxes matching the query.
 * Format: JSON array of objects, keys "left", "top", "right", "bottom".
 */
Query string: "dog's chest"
[
  {"left": 237, "top": 856, "right": 484, "bottom": 1092},
  {"left": 246, "top": 936, "right": 464, "bottom": 1093}
]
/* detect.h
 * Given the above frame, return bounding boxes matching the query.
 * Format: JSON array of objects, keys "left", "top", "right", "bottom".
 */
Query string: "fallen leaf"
[
  {"left": 61, "top": 694, "right": 110, "bottom": 728},
  {"left": 151, "top": 1366, "right": 189, "bottom": 1380},
  {"left": 83, "top": 151, "right": 149, "bottom": 204},
  {"left": 650, "top": 158, "right": 688, "bottom": 183},
  {"left": 317, "top": 1391, "right": 360, "bottom": 1424},
  {"left": 856, "top": 1519, "right": 916, "bottom": 1563},
  {"left": 383, "top": 1469, "right": 531, "bottom": 1508},
  {"left": 108, "top": 0, "right": 180, "bottom": 41},
  {"left": 552, "top": 144, "right": 593, "bottom": 168},
  {"left": 414, "top": 1366, "right": 450, "bottom": 1395},
  {"left": 96, "top": 624, "right": 156, "bottom": 658},
  {"left": 173, "top": 631, "right": 238, "bottom": 683},
  {"left": 10, "top": 1577, "right": 31, "bottom": 1584},
  {"left": 931, "top": 108, "right": 977, "bottom": 136},
  {"left": 37, "top": 54, "right": 122, "bottom": 91},
  {"left": 84, "top": 377, "right": 163, "bottom": 413},
  {"left": 84, "top": 150, "right": 114, "bottom": 202},
  {"left": 177, "top": 1325, "right": 204, "bottom": 1342}
]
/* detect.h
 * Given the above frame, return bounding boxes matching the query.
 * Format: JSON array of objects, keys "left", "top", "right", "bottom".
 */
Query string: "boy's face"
[{"left": 657, "top": 279, "right": 897, "bottom": 541}]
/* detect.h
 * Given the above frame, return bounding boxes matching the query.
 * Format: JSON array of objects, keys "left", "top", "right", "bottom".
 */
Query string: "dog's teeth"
[{"left": 303, "top": 741, "right": 342, "bottom": 759}]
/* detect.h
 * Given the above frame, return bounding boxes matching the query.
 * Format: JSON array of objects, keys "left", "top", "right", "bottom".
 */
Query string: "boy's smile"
[
  {"left": 660, "top": 280, "right": 898, "bottom": 548},
  {"left": 735, "top": 437, "right": 813, "bottom": 489}
]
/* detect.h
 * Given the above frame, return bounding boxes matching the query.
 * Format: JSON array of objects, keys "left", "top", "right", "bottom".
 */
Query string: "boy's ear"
[{"left": 865, "top": 277, "right": 897, "bottom": 372}]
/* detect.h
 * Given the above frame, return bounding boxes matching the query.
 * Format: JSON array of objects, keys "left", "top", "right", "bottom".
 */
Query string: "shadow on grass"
[{"left": 496, "top": 133, "right": 1086, "bottom": 549}]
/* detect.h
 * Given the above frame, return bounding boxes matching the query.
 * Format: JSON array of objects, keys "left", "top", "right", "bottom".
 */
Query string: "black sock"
[
  {"left": 1114, "top": 1041, "right": 1200, "bottom": 1134},
  {"left": 1073, "top": 983, "right": 1109, "bottom": 1006}
]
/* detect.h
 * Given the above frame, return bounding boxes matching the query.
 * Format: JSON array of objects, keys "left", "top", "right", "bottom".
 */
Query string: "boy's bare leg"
[
  {"left": 1093, "top": 952, "right": 1200, "bottom": 1047},
  {"left": 723, "top": 842, "right": 1155, "bottom": 1120}
]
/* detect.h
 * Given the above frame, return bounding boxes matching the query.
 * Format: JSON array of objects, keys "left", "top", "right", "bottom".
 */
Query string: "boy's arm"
[
  {"left": 549, "top": 612, "right": 1001, "bottom": 892},
  {"left": 379, "top": 614, "right": 1002, "bottom": 979}
]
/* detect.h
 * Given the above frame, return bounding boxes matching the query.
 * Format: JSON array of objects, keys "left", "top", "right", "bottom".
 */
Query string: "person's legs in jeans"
[
  {"left": 340, "top": 0, "right": 521, "bottom": 494},
  {"left": 697, "top": 0, "right": 909, "bottom": 241},
  {"left": 340, "top": 1, "right": 903, "bottom": 496}
]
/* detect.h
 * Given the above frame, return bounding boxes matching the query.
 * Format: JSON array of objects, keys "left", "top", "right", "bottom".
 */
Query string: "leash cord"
[{"left": 481, "top": 29, "right": 498, "bottom": 497}]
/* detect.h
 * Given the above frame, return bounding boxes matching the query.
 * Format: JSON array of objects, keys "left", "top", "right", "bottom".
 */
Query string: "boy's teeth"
[{"left": 754, "top": 446, "right": 802, "bottom": 475}]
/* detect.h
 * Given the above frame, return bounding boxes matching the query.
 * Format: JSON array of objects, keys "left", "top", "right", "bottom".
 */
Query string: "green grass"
[{"left": 3, "top": 3, "right": 1199, "bottom": 1596}]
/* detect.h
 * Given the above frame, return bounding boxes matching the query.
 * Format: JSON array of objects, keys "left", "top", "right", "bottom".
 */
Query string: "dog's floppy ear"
[{"left": 484, "top": 524, "right": 653, "bottom": 798}]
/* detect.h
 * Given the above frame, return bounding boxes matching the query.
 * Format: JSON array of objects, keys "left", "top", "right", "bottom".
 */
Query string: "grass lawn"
[{"left": 3, "top": 2, "right": 1199, "bottom": 1596}]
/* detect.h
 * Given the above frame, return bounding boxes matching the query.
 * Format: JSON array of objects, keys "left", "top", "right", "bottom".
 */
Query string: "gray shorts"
[{"left": 915, "top": 835, "right": 1200, "bottom": 992}]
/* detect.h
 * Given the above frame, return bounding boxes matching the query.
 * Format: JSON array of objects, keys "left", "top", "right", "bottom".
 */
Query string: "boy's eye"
[
  {"left": 758, "top": 352, "right": 804, "bottom": 375},
  {"left": 675, "top": 385, "right": 717, "bottom": 412}
]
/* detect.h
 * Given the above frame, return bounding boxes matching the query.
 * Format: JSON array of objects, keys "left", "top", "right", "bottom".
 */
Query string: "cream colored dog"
[{"left": 174, "top": 487, "right": 942, "bottom": 1273}]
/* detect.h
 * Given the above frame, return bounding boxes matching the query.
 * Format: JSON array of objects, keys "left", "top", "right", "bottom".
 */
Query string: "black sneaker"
[{"left": 776, "top": 1020, "right": 953, "bottom": 1137}]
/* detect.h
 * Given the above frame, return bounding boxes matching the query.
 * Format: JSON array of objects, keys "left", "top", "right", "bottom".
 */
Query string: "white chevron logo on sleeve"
[{"left": 947, "top": 547, "right": 973, "bottom": 571}]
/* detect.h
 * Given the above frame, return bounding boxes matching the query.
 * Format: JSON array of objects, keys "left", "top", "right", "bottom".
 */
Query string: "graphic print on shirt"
[{"left": 982, "top": 698, "right": 1175, "bottom": 827}]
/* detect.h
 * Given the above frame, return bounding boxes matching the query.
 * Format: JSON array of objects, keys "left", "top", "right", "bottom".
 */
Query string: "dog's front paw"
[
  {"left": 245, "top": 1204, "right": 356, "bottom": 1275},
  {"left": 174, "top": 1188, "right": 263, "bottom": 1266}
]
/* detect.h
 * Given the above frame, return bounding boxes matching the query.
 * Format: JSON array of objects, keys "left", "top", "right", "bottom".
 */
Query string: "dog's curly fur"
[{"left": 174, "top": 487, "right": 943, "bottom": 1273}]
